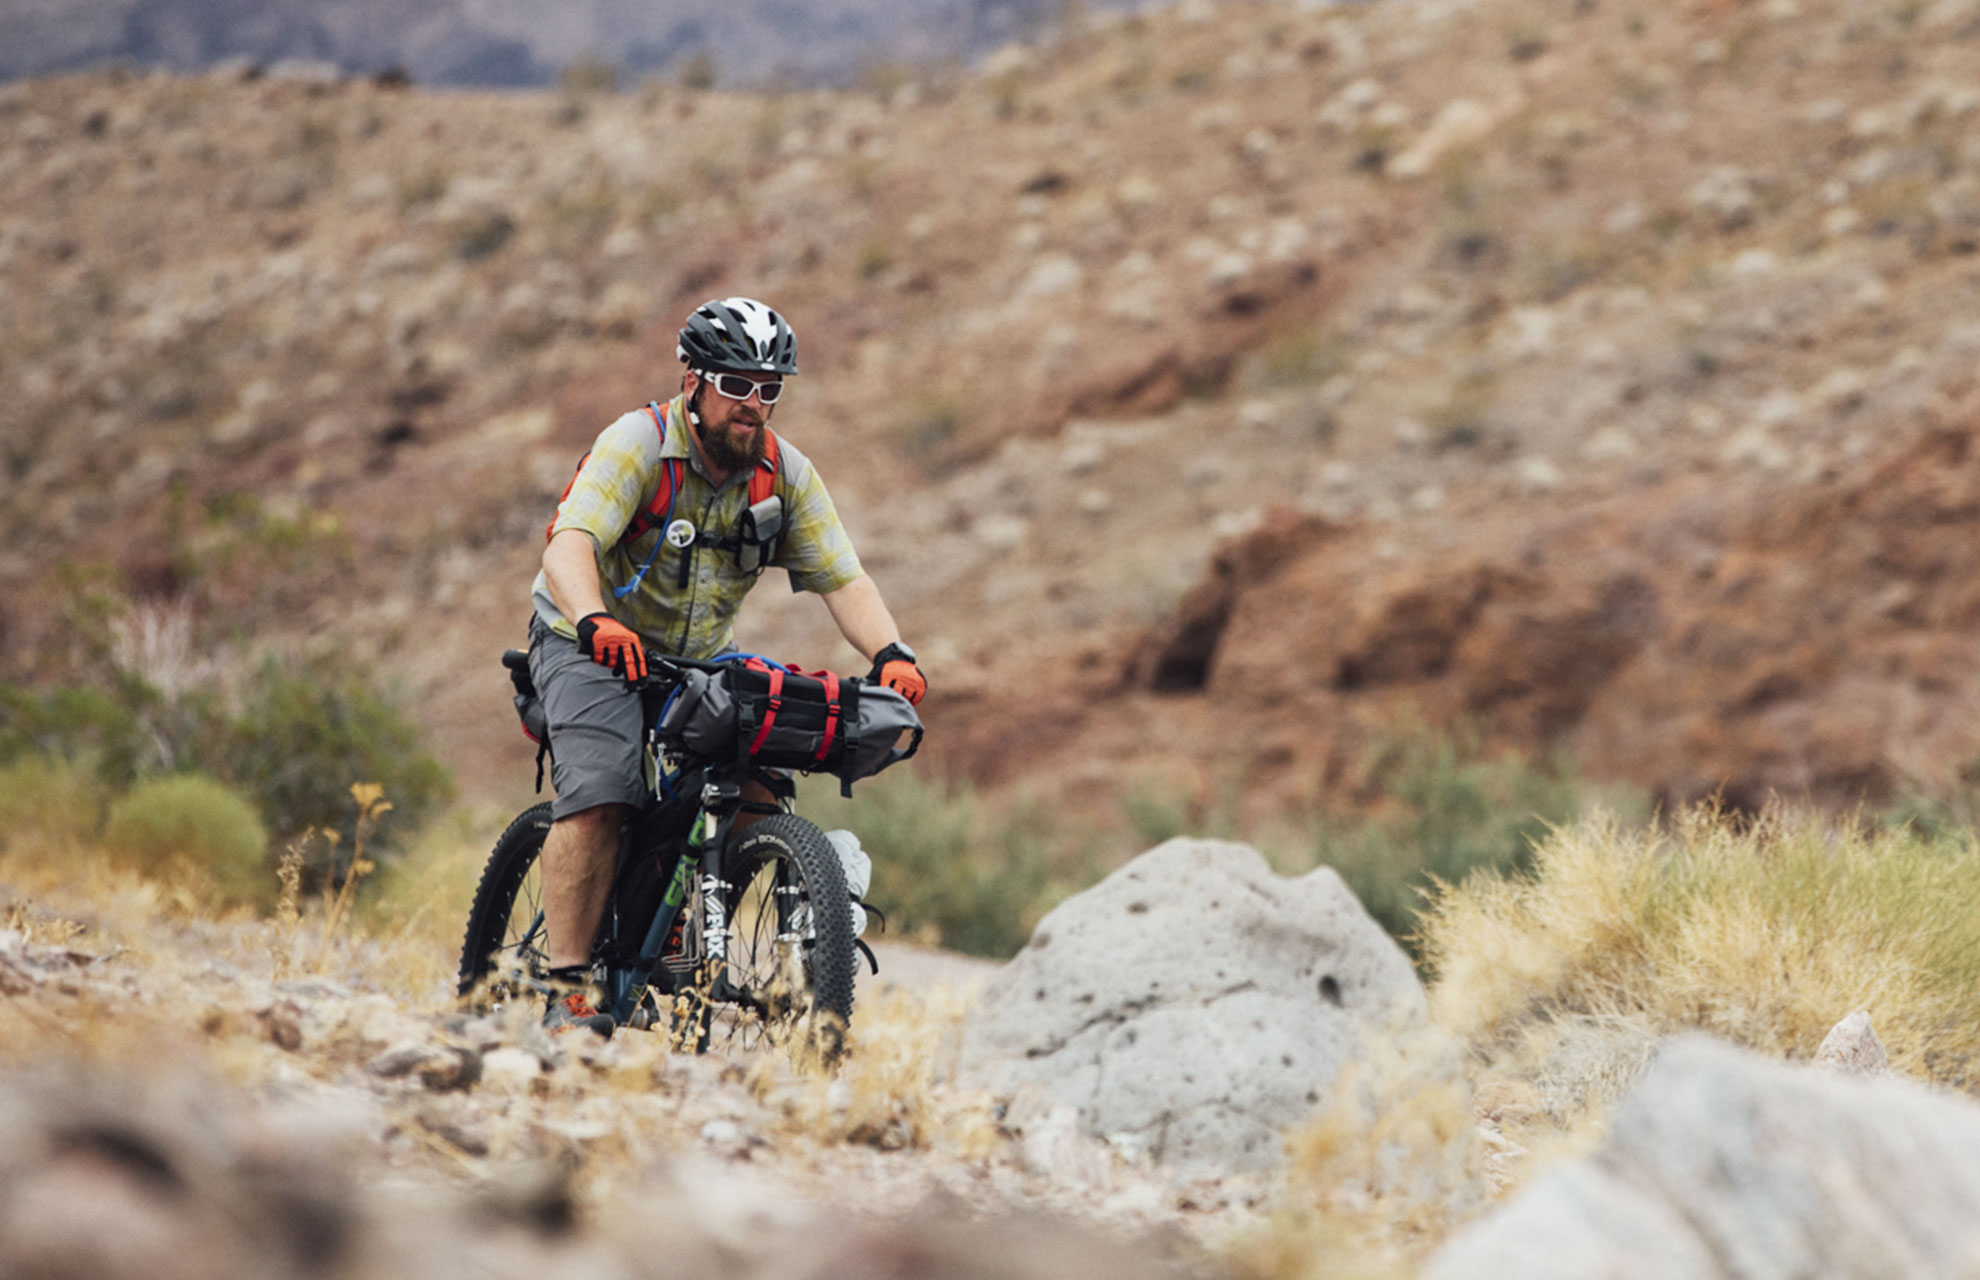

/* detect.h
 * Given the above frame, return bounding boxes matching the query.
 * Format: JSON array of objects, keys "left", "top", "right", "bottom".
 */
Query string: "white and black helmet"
[{"left": 676, "top": 297, "right": 798, "bottom": 375}]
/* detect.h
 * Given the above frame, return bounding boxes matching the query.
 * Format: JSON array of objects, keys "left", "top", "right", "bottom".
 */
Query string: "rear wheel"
[
  {"left": 700, "top": 813, "right": 856, "bottom": 1065},
  {"left": 457, "top": 803, "right": 554, "bottom": 1008}
]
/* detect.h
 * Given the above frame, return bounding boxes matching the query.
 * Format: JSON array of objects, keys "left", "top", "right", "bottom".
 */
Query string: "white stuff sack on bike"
[
  {"left": 657, "top": 663, "right": 923, "bottom": 794},
  {"left": 826, "top": 829, "right": 871, "bottom": 940}
]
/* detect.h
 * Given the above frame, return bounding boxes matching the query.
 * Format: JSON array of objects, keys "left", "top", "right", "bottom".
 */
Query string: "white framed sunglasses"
[{"left": 704, "top": 371, "right": 785, "bottom": 404}]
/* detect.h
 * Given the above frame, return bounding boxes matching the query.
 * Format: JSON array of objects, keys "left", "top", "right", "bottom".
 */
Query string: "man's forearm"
[
  {"left": 544, "top": 529, "right": 609, "bottom": 622},
  {"left": 821, "top": 574, "right": 902, "bottom": 661}
]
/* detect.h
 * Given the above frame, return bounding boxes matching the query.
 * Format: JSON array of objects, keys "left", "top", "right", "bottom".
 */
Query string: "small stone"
[
  {"left": 479, "top": 1047, "right": 546, "bottom": 1094},
  {"left": 1822, "top": 207, "right": 1862, "bottom": 239},
  {"left": 1388, "top": 98, "right": 1497, "bottom": 180},
  {"left": 1583, "top": 427, "right": 1636, "bottom": 462},
  {"left": 1077, "top": 488, "right": 1112, "bottom": 516},
  {"left": 1061, "top": 440, "right": 1104, "bottom": 475},
  {"left": 258, "top": 1001, "right": 304, "bottom": 1052},
  {"left": 367, "top": 1043, "right": 428, "bottom": 1079},
  {"left": 1018, "top": 254, "right": 1084, "bottom": 300},
  {"left": 1815, "top": 1011, "right": 1889, "bottom": 1077},
  {"left": 1721, "top": 426, "right": 1791, "bottom": 471},
  {"left": 971, "top": 514, "right": 1029, "bottom": 552},
  {"left": 416, "top": 1047, "right": 483, "bottom": 1093},
  {"left": 1812, "top": 368, "right": 1868, "bottom": 412},
  {"left": 1729, "top": 249, "right": 1779, "bottom": 278},
  {"left": 1513, "top": 456, "right": 1564, "bottom": 495},
  {"left": 700, "top": 1117, "right": 756, "bottom": 1159},
  {"left": 1754, "top": 389, "right": 1801, "bottom": 428}
]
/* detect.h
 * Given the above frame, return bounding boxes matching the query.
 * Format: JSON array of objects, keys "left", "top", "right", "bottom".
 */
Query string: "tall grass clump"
[
  {"left": 102, "top": 773, "right": 270, "bottom": 909},
  {"left": 1420, "top": 805, "right": 1980, "bottom": 1089}
]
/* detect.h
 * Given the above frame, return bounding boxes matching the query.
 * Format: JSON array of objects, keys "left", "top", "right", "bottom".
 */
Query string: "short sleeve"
[{"left": 775, "top": 452, "right": 864, "bottom": 595}]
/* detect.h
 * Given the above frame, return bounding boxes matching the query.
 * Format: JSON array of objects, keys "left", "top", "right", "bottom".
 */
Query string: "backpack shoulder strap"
[
  {"left": 545, "top": 403, "right": 681, "bottom": 546},
  {"left": 623, "top": 402, "right": 683, "bottom": 545},
  {"left": 748, "top": 428, "right": 782, "bottom": 506}
]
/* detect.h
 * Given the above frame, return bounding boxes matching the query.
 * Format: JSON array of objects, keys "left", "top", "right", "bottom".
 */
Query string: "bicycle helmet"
[{"left": 676, "top": 297, "right": 798, "bottom": 375}]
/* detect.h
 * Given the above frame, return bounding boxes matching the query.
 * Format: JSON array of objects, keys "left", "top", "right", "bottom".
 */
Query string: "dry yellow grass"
[
  {"left": 1421, "top": 806, "right": 1980, "bottom": 1091},
  {"left": 1229, "top": 1029, "right": 1483, "bottom": 1280}
]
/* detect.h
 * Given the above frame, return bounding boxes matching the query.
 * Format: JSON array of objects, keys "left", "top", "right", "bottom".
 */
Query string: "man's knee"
[{"left": 551, "top": 802, "right": 627, "bottom": 848}]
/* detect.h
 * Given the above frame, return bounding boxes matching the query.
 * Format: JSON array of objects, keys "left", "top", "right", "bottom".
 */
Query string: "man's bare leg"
[{"left": 541, "top": 803, "right": 626, "bottom": 970}]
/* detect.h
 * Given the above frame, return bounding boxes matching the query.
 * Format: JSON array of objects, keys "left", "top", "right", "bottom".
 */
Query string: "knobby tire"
[
  {"left": 700, "top": 812, "right": 857, "bottom": 1065},
  {"left": 456, "top": 802, "right": 553, "bottom": 1005}
]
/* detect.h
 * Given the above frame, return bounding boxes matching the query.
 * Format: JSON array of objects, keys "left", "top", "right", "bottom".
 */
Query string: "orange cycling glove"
[
  {"left": 576, "top": 612, "right": 647, "bottom": 683},
  {"left": 868, "top": 642, "right": 926, "bottom": 706}
]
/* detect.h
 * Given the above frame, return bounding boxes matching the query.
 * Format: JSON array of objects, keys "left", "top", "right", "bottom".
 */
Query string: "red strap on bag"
[
  {"left": 815, "top": 671, "right": 841, "bottom": 764},
  {"left": 748, "top": 661, "right": 785, "bottom": 756}
]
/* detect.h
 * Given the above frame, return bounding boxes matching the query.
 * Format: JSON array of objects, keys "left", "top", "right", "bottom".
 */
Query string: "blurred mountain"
[{"left": 0, "top": 0, "right": 1146, "bottom": 87}]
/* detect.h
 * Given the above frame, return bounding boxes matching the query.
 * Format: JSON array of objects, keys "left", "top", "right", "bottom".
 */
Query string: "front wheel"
[
  {"left": 702, "top": 813, "right": 857, "bottom": 1065},
  {"left": 456, "top": 803, "right": 554, "bottom": 1008}
]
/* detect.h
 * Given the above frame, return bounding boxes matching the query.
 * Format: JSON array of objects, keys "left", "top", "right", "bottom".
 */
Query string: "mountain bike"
[{"left": 456, "top": 647, "right": 921, "bottom": 1063}]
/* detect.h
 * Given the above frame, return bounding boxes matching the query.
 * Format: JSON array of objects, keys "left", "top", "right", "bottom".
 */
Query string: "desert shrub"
[
  {"left": 212, "top": 660, "right": 452, "bottom": 852},
  {"left": 0, "top": 756, "right": 112, "bottom": 858},
  {"left": 102, "top": 773, "right": 270, "bottom": 908},
  {"left": 800, "top": 772, "right": 1068, "bottom": 958},
  {"left": 1307, "top": 731, "right": 1605, "bottom": 952},
  {"left": 0, "top": 679, "right": 151, "bottom": 783},
  {"left": 1419, "top": 806, "right": 1980, "bottom": 1089},
  {"left": 0, "top": 654, "right": 450, "bottom": 861}
]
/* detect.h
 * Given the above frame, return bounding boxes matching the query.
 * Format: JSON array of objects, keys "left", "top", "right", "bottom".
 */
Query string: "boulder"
[
  {"left": 1426, "top": 1035, "right": 1980, "bottom": 1279},
  {"left": 961, "top": 839, "right": 1425, "bottom": 1173}
]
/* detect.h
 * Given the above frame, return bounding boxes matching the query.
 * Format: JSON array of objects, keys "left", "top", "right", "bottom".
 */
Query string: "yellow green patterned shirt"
[{"left": 530, "top": 396, "right": 864, "bottom": 659}]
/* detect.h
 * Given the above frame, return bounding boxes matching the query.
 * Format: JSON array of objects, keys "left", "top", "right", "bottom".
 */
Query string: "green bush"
[
  {"left": 0, "top": 756, "right": 111, "bottom": 855},
  {"left": 1306, "top": 730, "right": 1631, "bottom": 954},
  {"left": 103, "top": 773, "right": 270, "bottom": 908},
  {"left": 0, "top": 679, "right": 152, "bottom": 783},
  {"left": 0, "top": 653, "right": 451, "bottom": 864},
  {"left": 213, "top": 660, "right": 452, "bottom": 851},
  {"left": 801, "top": 772, "right": 1070, "bottom": 958}
]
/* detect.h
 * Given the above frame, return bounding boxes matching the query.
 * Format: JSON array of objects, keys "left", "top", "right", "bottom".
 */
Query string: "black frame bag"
[{"left": 658, "top": 658, "right": 922, "bottom": 794}]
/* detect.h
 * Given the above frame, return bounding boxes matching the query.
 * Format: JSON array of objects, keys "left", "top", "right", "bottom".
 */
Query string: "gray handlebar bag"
[{"left": 658, "top": 663, "right": 923, "bottom": 794}]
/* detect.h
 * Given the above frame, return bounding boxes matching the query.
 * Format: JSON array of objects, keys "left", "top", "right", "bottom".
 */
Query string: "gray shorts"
[{"left": 528, "top": 616, "right": 648, "bottom": 820}]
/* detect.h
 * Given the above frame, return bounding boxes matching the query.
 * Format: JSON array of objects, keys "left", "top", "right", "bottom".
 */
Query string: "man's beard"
[
  {"left": 696, "top": 398, "right": 772, "bottom": 473},
  {"left": 700, "top": 412, "right": 768, "bottom": 474}
]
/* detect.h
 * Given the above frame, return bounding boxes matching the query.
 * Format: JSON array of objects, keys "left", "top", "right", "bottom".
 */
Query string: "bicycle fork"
[{"left": 615, "top": 797, "right": 739, "bottom": 1027}]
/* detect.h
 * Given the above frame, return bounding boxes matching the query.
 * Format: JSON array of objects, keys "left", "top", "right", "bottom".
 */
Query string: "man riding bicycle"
[{"left": 528, "top": 296, "right": 925, "bottom": 1034}]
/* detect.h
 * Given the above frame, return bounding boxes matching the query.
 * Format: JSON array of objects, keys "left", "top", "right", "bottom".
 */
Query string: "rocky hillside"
[{"left": 8, "top": 0, "right": 1980, "bottom": 819}]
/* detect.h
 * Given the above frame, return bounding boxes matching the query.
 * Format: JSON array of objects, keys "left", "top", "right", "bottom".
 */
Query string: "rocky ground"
[{"left": 0, "top": 877, "right": 1268, "bottom": 1279}]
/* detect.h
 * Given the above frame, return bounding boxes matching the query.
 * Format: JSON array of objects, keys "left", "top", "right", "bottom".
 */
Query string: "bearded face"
[
  {"left": 690, "top": 374, "right": 773, "bottom": 475},
  {"left": 701, "top": 406, "right": 768, "bottom": 473}
]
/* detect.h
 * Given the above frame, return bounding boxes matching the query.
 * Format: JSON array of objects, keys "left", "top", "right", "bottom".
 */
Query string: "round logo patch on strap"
[{"left": 665, "top": 519, "right": 697, "bottom": 548}]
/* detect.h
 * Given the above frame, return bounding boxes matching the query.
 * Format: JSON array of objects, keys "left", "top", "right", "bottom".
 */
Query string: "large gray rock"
[
  {"left": 960, "top": 838, "right": 1426, "bottom": 1173},
  {"left": 1428, "top": 1035, "right": 1980, "bottom": 1280}
]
